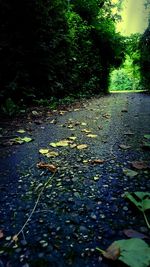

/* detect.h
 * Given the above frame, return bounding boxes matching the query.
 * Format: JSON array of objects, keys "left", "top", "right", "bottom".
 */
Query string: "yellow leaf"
[
  {"left": 46, "top": 151, "right": 59, "bottom": 157},
  {"left": 77, "top": 144, "right": 88, "bottom": 150},
  {"left": 87, "top": 134, "right": 97, "bottom": 138},
  {"left": 39, "top": 149, "right": 50, "bottom": 154},
  {"left": 17, "top": 129, "right": 26, "bottom": 133},
  {"left": 70, "top": 144, "right": 77, "bottom": 148},
  {"left": 81, "top": 129, "right": 92, "bottom": 133},
  {"left": 50, "top": 139, "right": 71, "bottom": 147},
  {"left": 81, "top": 122, "right": 87, "bottom": 126},
  {"left": 68, "top": 136, "right": 77, "bottom": 141}
]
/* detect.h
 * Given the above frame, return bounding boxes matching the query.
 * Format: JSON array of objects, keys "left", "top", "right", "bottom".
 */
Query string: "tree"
[{"left": 139, "top": 20, "right": 150, "bottom": 91}]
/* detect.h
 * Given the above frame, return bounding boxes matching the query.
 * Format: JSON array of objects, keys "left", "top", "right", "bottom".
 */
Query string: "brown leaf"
[
  {"left": 0, "top": 230, "right": 4, "bottom": 239},
  {"left": 91, "top": 159, "right": 105, "bottom": 164},
  {"left": 103, "top": 113, "right": 111, "bottom": 119},
  {"left": 37, "top": 162, "right": 57, "bottom": 173},
  {"left": 123, "top": 229, "right": 149, "bottom": 239},
  {"left": 102, "top": 243, "right": 120, "bottom": 261},
  {"left": 131, "top": 161, "right": 149, "bottom": 170}
]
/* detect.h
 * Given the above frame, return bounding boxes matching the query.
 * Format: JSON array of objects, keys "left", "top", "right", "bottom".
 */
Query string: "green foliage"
[
  {"left": 125, "top": 192, "right": 150, "bottom": 229},
  {"left": 0, "top": 0, "right": 125, "bottom": 106},
  {"left": 139, "top": 21, "right": 150, "bottom": 91},
  {"left": 1, "top": 98, "right": 19, "bottom": 116},
  {"left": 109, "top": 34, "right": 141, "bottom": 91}
]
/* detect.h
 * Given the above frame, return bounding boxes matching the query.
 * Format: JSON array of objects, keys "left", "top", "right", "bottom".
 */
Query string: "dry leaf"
[
  {"left": 131, "top": 161, "right": 149, "bottom": 170},
  {"left": 91, "top": 159, "right": 105, "bottom": 164},
  {"left": 81, "top": 122, "right": 87, "bottom": 126},
  {"left": 39, "top": 149, "right": 59, "bottom": 158},
  {"left": 37, "top": 162, "right": 57, "bottom": 173},
  {"left": 119, "top": 144, "right": 131, "bottom": 150},
  {"left": 68, "top": 136, "right": 77, "bottom": 141},
  {"left": 123, "top": 229, "right": 149, "bottom": 239},
  {"left": 77, "top": 144, "right": 88, "bottom": 150},
  {"left": 39, "top": 149, "right": 49, "bottom": 154},
  {"left": 70, "top": 144, "right": 77, "bottom": 148},
  {"left": 87, "top": 134, "right": 97, "bottom": 138},
  {"left": 17, "top": 129, "right": 26, "bottom": 134},
  {"left": 50, "top": 139, "right": 72, "bottom": 147},
  {"left": 81, "top": 129, "right": 92, "bottom": 133},
  {"left": 59, "top": 110, "right": 66, "bottom": 115},
  {"left": 102, "top": 243, "right": 120, "bottom": 260},
  {"left": 12, "top": 235, "right": 18, "bottom": 242},
  {"left": 0, "top": 230, "right": 4, "bottom": 239},
  {"left": 103, "top": 113, "right": 111, "bottom": 119},
  {"left": 50, "top": 119, "right": 57, "bottom": 124}
]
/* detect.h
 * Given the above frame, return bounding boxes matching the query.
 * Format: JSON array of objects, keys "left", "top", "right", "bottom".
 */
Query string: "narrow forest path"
[{"left": 0, "top": 92, "right": 150, "bottom": 267}]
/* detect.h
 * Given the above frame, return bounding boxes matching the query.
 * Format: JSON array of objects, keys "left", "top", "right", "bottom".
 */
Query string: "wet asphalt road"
[{"left": 0, "top": 92, "right": 150, "bottom": 267}]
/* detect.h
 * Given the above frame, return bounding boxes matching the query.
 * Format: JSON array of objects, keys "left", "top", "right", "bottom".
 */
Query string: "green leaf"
[
  {"left": 144, "top": 134, "right": 150, "bottom": 140},
  {"left": 50, "top": 139, "right": 71, "bottom": 147},
  {"left": 123, "top": 168, "right": 138, "bottom": 177},
  {"left": 10, "top": 136, "right": 32, "bottom": 144},
  {"left": 115, "top": 238, "right": 150, "bottom": 267},
  {"left": 125, "top": 192, "right": 150, "bottom": 212},
  {"left": 21, "top": 137, "right": 32, "bottom": 143}
]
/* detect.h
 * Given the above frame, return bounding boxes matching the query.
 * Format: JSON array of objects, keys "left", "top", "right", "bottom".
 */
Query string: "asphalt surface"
[{"left": 0, "top": 92, "right": 150, "bottom": 267}]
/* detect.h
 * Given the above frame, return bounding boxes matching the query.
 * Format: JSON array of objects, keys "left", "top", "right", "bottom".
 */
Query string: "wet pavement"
[{"left": 0, "top": 92, "right": 150, "bottom": 267}]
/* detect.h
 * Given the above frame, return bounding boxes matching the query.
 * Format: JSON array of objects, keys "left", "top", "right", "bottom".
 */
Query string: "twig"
[{"left": 9, "top": 171, "right": 56, "bottom": 245}]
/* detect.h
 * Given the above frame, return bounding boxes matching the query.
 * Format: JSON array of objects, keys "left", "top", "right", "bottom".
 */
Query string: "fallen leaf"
[
  {"left": 123, "top": 168, "right": 138, "bottom": 177},
  {"left": 0, "top": 230, "right": 4, "bottom": 239},
  {"left": 12, "top": 235, "right": 18, "bottom": 242},
  {"left": 81, "top": 122, "right": 87, "bottom": 126},
  {"left": 59, "top": 110, "right": 66, "bottom": 115},
  {"left": 123, "top": 229, "right": 149, "bottom": 239},
  {"left": 32, "top": 110, "right": 39, "bottom": 116},
  {"left": 68, "top": 136, "right": 77, "bottom": 141},
  {"left": 39, "top": 149, "right": 50, "bottom": 154},
  {"left": 10, "top": 136, "right": 33, "bottom": 145},
  {"left": 37, "top": 162, "right": 57, "bottom": 173},
  {"left": 102, "top": 243, "right": 120, "bottom": 260},
  {"left": 50, "top": 119, "right": 57, "bottom": 124},
  {"left": 81, "top": 129, "right": 92, "bottom": 133},
  {"left": 131, "top": 161, "right": 149, "bottom": 170},
  {"left": 91, "top": 159, "right": 105, "bottom": 164},
  {"left": 77, "top": 144, "right": 88, "bottom": 149},
  {"left": 103, "top": 113, "right": 111, "bottom": 119},
  {"left": 50, "top": 139, "right": 72, "bottom": 147},
  {"left": 39, "top": 149, "right": 59, "bottom": 157},
  {"left": 87, "top": 134, "right": 97, "bottom": 138},
  {"left": 46, "top": 151, "right": 59, "bottom": 157},
  {"left": 119, "top": 144, "right": 131, "bottom": 150},
  {"left": 17, "top": 129, "right": 26, "bottom": 134},
  {"left": 70, "top": 144, "right": 77, "bottom": 148}
]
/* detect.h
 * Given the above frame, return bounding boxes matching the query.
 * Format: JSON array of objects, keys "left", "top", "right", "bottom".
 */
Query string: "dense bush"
[{"left": 0, "top": 0, "right": 125, "bottom": 108}]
